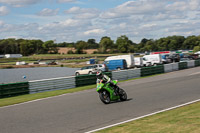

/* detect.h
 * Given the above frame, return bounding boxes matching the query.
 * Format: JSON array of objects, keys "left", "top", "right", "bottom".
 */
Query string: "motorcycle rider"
[{"left": 96, "top": 71, "right": 119, "bottom": 95}]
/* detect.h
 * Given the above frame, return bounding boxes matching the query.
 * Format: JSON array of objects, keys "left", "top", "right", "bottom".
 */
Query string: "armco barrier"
[
  {"left": 164, "top": 64, "right": 173, "bottom": 73},
  {"left": 187, "top": 60, "right": 195, "bottom": 68},
  {"left": 29, "top": 76, "right": 76, "bottom": 93},
  {"left": 1, "top": 60, "right": 200, "bottom": 99},
  {"left": 141, "top": 65, "right": 164, "bottom": 77},
  {"left": 178, "top": 62, "right": 188, "bottom": 70},
  {"left": 112, "top": 69, "right": 141, "bottom": 81},
  {"left": 127, "top": 68, "right": 141, "bottom": 79},
  {"left": 75, "top": 72, "right": 112, "bottom": 87},
  {"left": 112, "top": 70, "right": 129, "bottom": 81},
  {"left": 172, "top": 63, "right": 179, "bottom": 71},
  {"left": 0, "top": 82, "right": 29, "bottom": 98}
]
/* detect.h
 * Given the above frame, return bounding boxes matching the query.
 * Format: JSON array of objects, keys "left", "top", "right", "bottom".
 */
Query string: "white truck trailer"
[
  {"left": 105, "top": 54, "right": 135, "bottom": 68},
  {"left": 134, "top": 57, "right": 143, "bottom": 67},
  {"left": 142, "top": 54, "right": 162, "bottom": 66}
]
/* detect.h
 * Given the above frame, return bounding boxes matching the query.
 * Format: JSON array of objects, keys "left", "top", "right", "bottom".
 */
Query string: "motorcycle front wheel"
[
  {"left": 119, "top": 88, "right": 127, "bottom": 101},
  {"left": 99, "top": 91, "right": 110, "bottom": 104}
]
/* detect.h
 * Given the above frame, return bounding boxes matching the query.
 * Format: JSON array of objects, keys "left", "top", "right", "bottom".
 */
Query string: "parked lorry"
[
  {"left": 134, "top": 57, "right": 143, "bottom": 67},
  {"left": 143, "top": 54, "right": 162, "bottom": 66},
  {"left": 5, "top": 54, "right": 22, "bottom": 58},
  {"left": 105, "top": 54, "right": 134, "bottom": 68},
  {"left": 104, "top": 59, "right": 127, "bottom": 71}
]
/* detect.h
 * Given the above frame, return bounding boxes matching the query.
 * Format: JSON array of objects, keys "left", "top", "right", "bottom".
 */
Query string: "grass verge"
[{"left": 96, "top": 101, "right": 200, "bottom": 133}]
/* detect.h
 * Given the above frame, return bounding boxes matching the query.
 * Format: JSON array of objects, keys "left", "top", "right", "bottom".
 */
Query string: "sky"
[{"left": 0, "top": 0, "right": 200, "bottom": 43}]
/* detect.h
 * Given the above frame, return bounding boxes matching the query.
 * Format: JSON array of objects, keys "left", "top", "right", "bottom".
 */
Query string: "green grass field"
[
  {"left": 96, "top": 101, "right": 200, "bottom": 133},
  {"left": 0, "top": 54, "right": 115, "bottom": 68}
]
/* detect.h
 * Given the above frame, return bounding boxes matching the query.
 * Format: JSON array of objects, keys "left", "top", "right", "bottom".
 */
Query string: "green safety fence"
[
  {"left": 178, "top": 62, "right": 188, "bottom": 70},
  {"left": 75, "top": 72, "right": 112, "bottom": 87},
  {"left": 0, "top": 82, "right": 29, "bottom": 98},
  {"left": 141, "top": 65, "right": 164, "bottom": 77},
  {"left": 195, "top": 60, "right": 200, "bottom": 67}
]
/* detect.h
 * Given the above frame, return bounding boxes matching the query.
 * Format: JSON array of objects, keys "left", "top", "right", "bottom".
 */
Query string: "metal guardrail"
[
  {"left": 187, "top": 60, "right": 195, "bottom": 68},
  {"left": 112, "top": 69, "right": 141, "bottom": 81},
  {"left": 29, "top": 76, "right": 76, "bottom": 93},
  {"left": 1, "top": 59, "right": 200, "bottom": 98}
]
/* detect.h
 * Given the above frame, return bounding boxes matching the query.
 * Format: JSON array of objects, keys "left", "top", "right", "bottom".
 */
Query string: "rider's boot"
[{"left": 113, "top": 86, "right": 119, "bottom": 96}]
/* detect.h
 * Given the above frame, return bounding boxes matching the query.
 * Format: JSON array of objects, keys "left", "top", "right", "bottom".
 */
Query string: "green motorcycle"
[{"left": 96, "top": 80, "right": 127, "bottom": 104}]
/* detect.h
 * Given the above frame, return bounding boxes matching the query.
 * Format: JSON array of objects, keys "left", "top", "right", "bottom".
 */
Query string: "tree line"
[{"left": 1, "top": 35, "right": 200, "bottom": 56}]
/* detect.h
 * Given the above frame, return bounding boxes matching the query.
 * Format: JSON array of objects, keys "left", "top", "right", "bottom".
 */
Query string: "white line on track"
[
  {"left": 189, "top": 71, "right": 200, "bottom": 76},
  {"left": 85, "top": 99, "right": 200, "bottom": 133}
]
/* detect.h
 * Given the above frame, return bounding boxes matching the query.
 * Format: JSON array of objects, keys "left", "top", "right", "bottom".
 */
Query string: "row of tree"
[
  {"left": 0, "top": 39, "right": 58, "bottom": 56},
  {"left": 58, "top": 35, "right": 200, "bottom": 54},
  {"left": 1, "top": 35, "right": 200, "bottom": 56}
]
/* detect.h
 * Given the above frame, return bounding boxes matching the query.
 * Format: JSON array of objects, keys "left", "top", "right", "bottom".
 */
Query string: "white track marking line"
[
  {"left": 85, "top": 99, "right": 200, "bottom": 133},
  {"left": 189, "top": 71, "right": 200, "bottom": 76}
]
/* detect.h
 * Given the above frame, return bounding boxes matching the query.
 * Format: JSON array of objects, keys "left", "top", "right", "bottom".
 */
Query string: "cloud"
[
  {"left": 65, "top": 7, "right": 99, "bottom": 19},
  {"left": 84, "top": 29, "right": 105, "bottom": 35},
  {"left": 0, "top": 0, "right": 41, "bottom": 7},
  {"left": 37, "top": 8, "right": 59, "bottom": 16},
  {"left": 1, "top": 0, "right": 200, "bottom": 43},
  {"left": 0, "top": 20, "right": 5, "bottom": 26},
  {"left": 166, "top": 0, "right": 200, "bottom": 12},
  {"left": 100, "top": 0, "right": 166, "bottom": 19},
  {"left": 0, "top": 6, "right": 9, "bottom": 16},
  {"left": 57, "top": 0, "right": 76, "bottom": 3}
]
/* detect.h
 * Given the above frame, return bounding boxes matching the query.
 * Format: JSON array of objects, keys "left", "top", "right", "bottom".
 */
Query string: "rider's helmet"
[{"left": 96, "top": 71, "right": 103, "bottom": 79}]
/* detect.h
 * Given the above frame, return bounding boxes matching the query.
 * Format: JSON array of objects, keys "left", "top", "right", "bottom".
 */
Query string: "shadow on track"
[{"left": 104, "top": 98, "right": 133, "bottom": 105}]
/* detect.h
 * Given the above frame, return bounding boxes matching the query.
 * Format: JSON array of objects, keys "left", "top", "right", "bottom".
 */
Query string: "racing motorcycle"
[{"left": 96, "top": 80, "right": 127, "bottom": 104}]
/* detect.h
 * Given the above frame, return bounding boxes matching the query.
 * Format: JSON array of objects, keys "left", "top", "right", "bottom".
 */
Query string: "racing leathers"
[{"left": 96, "top": 74, "right": 119, "bottom": 95}]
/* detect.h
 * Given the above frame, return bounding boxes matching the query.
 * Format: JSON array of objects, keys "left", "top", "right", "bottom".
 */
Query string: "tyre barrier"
[
  {"left": 141, "top": 65, "right": 164, "bottom": 77},
  {"left": 195, "top": 60, "right": 200, "bottom": 67},
  {"left": 0, "top": 82, "right": 29, "bottom": 98},
  {"left": 178, "top": 62, "right": 188, "bottom": 70},
  {"left": 75, "top": 72, "right": 112, "bottom": 87}
]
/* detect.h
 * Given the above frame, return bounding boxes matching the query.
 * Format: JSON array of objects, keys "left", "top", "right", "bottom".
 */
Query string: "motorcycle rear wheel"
[{"left": 99, "top": 91, "right": 110, "bottom": 104}]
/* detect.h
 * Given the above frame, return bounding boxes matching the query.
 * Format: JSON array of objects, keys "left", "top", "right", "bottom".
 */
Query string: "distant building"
[{"left": 58, "top": 47, "right": 98, "bottom": 54}]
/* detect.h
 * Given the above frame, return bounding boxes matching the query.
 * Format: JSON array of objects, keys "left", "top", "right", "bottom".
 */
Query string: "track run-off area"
[{"left": 0, "top": 67, "right": 200, "bottom": 133}]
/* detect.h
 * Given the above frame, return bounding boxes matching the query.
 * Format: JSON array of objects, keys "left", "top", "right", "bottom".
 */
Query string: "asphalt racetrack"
[{"left": 0, "top": 67, "right": 200, "bottom": 133}]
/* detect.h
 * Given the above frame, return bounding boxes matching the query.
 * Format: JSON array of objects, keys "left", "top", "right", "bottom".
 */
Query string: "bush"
[
  {"left": 93, "top": 51, "right": 99, "bottom": 54},
  {"left": 67, "top": 50, "right": 74, "bottom": 54}
]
